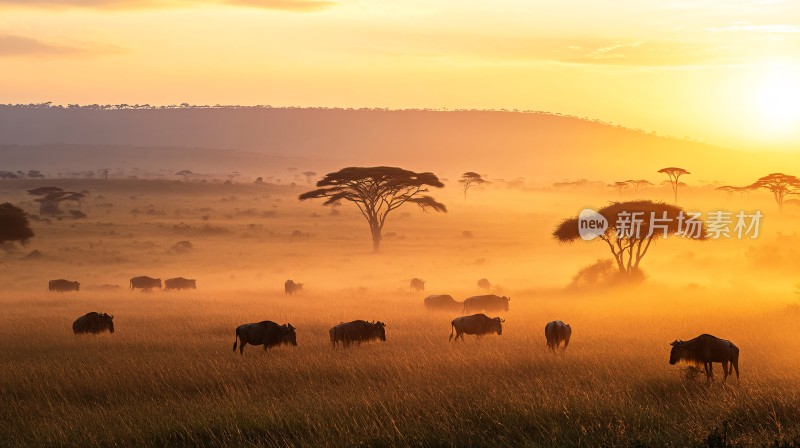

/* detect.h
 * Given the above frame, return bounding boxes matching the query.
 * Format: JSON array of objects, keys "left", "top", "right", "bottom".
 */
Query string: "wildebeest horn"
[{"left": 500, "top": 318, "right": 505, "bottom": 323}]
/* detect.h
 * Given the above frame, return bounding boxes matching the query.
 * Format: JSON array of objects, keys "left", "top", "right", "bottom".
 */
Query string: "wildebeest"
[
  {"left": 545, "top": 320, "right": 572, "bottom": 352},
  {"left": 669, "top": 334, "right": 740, "bottom": 381},
  {"left": 49, "top": 279, "right": 80, "bottom": 292},
  {"left": 423, "top": 294, "right": 463, "bottom": 312},
  {"left": 73, "top": 312, "right": 114, "bottom": 334},
  {"left": 329, "top": 320, "right": 386, "bottom": 348},
  {"left": 129, "top": 276, "right": 162, "bottom": 291},
  {"left": 410, "top": 278, "right": 425, "bottom": 292},
  {"left": 165, "top": 277, "right": 196, "bottom": 290},
  {"left": 232, "top": 321, "right": 297, "bottom": 354},
  {"left": 463, "top": 294, "right": 510, "bottom": 314},
  {"left": 285, "top": 279, "right": 303, "bottom": 295},
  {"left": 450, "top": 314, "right": 504, "bottom": 341},
  {"left": 477, "top": 278, "right": 491, "bottom": 290}
]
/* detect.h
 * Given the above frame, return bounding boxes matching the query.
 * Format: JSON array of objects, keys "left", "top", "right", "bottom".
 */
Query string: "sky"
[{"left": 1, "top": 0, "right": 800, "bottom": 151}]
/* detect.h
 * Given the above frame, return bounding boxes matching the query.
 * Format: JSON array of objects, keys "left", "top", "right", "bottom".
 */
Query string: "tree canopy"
[
  {"left": 553, "top": 200, "right": 705, "bottom": 276},
  {"left": 299, "top": 166, "right": 446, "bottom": 251},
  {"left": 749, "top": 173, "right": 800, "bottom": 210},
  {"left": 459, "top": 172, "right": 486, "bottom": 199},
  {"left": 0, "top": 203, "right": 34, "bottom": 245},
  {"left": 658, "top": 167, "right": 690, "bottom": 203}
]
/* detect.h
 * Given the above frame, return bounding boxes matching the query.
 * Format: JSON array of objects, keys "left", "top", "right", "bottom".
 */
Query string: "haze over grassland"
[{"left": 2, "top": 106, "right": 797, "bottom": 184}]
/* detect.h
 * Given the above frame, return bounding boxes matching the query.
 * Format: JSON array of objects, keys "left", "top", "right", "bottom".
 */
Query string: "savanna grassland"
[{"left": 2, "top": 177, "right": 800, "bottom": 447}]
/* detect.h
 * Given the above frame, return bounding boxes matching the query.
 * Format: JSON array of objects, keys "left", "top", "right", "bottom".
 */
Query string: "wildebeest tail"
[{"left": 232, "top": 328, "right": 239, "bottom": 352}]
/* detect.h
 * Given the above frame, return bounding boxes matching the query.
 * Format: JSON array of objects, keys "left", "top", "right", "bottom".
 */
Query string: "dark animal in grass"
[
  {"left": 330, "top": 320, "right": 386, "bottom": 348},
  {"left": 129, "top": 276, "right": 162, "bottom": 291},
  {"left": 233, "top": 321, "right": 297, "bottom": 354},
  {"left": 410, "top": 278, "right": 425, "bottom": 292},
  {"left": 73, "top": 312, "right": 114, "bottom": 334},
  {"left": 423, "top": 294, "right": 463, "bottom": 312},
  {"left": 450, "top": 314, "right": 504, "bottom": 342},
  {"left": 49, "top": 279, "right": 79, "bottom": 292},
  {"left": 477, "top": 278, "right": 491, "bottom": 290},
  {"left": 164, "top": 277, "right": 196, "bottom": 290},
  {"left": 669, "top": 334, "right": 740, "bottom": 381},
  {"left": 463, "top": 294, "right": 510, "bottom": 314},
  {"left": 545, "top": 320, "right": 572, "bottom": 352},
  {"left": 284, "top": 279, "right": 303, "bottom": 295}
]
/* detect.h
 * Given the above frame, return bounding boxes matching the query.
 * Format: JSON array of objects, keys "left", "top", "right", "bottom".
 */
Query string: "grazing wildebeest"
[
  {"left": 477, "top": 278, "right": 491, "bottom": 291},
  {"left": 329, "top": 320, "right": 386, "bottom": 348},
  {"left": 545, "top": 320, "right": 572, "bottom": 352},
  {"left": 669, "top": 334, "right": 740, "bottom": 381},
  {"left": 450, "top": 314, "right": 504, "bottom": 342},
  {"left": 73, "top": 312, "right": 114, "bottom": 334},
  {"left": 129, "top": 276, "right": 162, "bottom": 291},
  {"left": 423, "top": 294, "right": 463, "bottom": 312},
  {"left": 49, "top": 279, "right": 80, "bottom": 292},
  {"left": 232, "top": 321, "right": 297, "bottom": 355},
  {"left": 284, "top": 280, "right": 303, "bottom": 295},
  {"left": 410, "top": 278, "right": 425, "bottom": 292},
  {"left": 164, "top": 277, "right": 197, "bottom": 290},
  {"left": 463, "top": 294, "right": 510, "bottom": 314}
]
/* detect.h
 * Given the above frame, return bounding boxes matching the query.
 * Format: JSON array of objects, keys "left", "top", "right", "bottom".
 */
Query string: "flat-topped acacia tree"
[
  {"left": 299, "top": 166, "right": 447, "bottom": 251},
  {"left": 553, "top": 200, "right": 706, "bottom": 277}
]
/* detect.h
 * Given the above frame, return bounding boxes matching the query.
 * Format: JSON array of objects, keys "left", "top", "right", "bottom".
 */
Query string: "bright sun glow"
[{"left": 757, "top": 64, "right": 800, "bottom": 135}]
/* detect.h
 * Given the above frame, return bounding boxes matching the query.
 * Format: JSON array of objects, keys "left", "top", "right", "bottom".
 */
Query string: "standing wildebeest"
[
  {"left": 129, "top": 276, "right": 162, "bottom": 291},
  {"left": 49, "top": 279, "right": 80, "bottom": 292},
  {"left": 410, "top": 278, "right": 425, "bottom": 292},
  {"left": 284, "top": 280, "right": 303, "bottom": 295},
  {"left": 450, "top": 314, "right": 504, "bottom": 341},
  {"left": 73, "top": 312, "right": 114, "bottom": 334},
  {"left": 329, "top": 320, "right": 386, "bottom": 348},
  {"left": 164, "top": 277, "right": 196, "bottom": 290},
  {"left": 232, "top": 321, "right": 297, "bottom": 354},
  {"left": 545, "top": 320, "right": 572, "bottom": 352},
  {"left": 669, "top": 334, "right": 740, "bottom": 381},
  {"left": 423, "top": 294, "right": 463, "bottom": 312},
  {"left": 477, "top": 278, "right": 491, "bottom": 291},
  {"left": 463, "top": 294, "right": 510, "bottom": 314}
]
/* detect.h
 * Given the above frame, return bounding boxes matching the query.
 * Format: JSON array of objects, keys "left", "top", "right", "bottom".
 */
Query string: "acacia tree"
[
  {"left": 749, "top": 173, "right": 800, "bottom": 211},
  {"left": 27, "top": 187, "right": 86, "bottom": 216},
  {"left": 175, "top": 170, "right": 193, "bottom": 181},
  {"left": 459, "top": 172, "right": 486, "bottom": 199},
  {"left": 553, "top": 200, "right": 706, "bottom": 277},
  {"left": 658, "top": 167, "right": 690, "bottom": 203},
  {"left": 627, "top": 179, "right": 653, "bottom": 191},
  {"left": 302, "top": 171, "right": 317, "bottom": 184},
  {"left": 0, "top": 203, "right": 34, "bottom": 246},
  {"left": 299, "top": 167, "right": 447, "bottom": 251},
  {"left": 609, "top": 181, "right": 629, "bottom": 197}
]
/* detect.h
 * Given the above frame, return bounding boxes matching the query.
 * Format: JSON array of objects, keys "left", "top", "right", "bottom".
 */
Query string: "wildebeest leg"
[
  {"left": 239, "top": 341, "right": 246, "bottom": 355},
  {"left": 703, "top": 363, "right": 711, "bottom": 380},
  {"left": 722, "top": 360, "right": 729, "bottom": 382}
]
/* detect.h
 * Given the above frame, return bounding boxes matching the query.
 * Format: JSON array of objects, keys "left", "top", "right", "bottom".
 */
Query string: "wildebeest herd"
[{"left": 60, "top": 276, "right": 741, "bottom": 382}]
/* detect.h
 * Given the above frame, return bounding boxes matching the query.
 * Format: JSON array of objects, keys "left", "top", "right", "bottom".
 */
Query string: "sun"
[{"left": 756, "top": 64, "right": 800, "bottom": 134}]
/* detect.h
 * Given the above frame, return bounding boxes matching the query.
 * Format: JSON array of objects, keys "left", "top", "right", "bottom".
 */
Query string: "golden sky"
[{"left": 1, "top": 0, "right": 800, "bottom": 150}]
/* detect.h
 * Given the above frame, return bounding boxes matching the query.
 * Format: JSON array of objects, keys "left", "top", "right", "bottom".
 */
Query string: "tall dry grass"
[{"left": 2, "top": 288, "right": 800, "bottom": 447}]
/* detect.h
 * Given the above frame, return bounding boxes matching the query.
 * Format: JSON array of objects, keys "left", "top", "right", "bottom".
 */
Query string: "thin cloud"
[
  {"left": 0, "top": 34, "right": 127, "bottom": 57},
  {"left": 0, "top": 0, "right": 336, "bottom": 11},
  {"left": 707, "top": 23, "right": 800, "bottom": 33},
  {"left": 366, "top": 33, "right": 740, "bottom": 67}
]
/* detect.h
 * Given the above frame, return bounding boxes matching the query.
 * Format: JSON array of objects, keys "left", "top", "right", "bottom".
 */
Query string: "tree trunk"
[{"left": 369, "top": 219, "right": 382, "bottom": 252}]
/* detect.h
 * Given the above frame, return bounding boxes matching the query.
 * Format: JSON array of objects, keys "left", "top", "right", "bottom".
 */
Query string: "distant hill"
[{"left": 0, "top": 105, "right": 795, "bottom": 183}]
